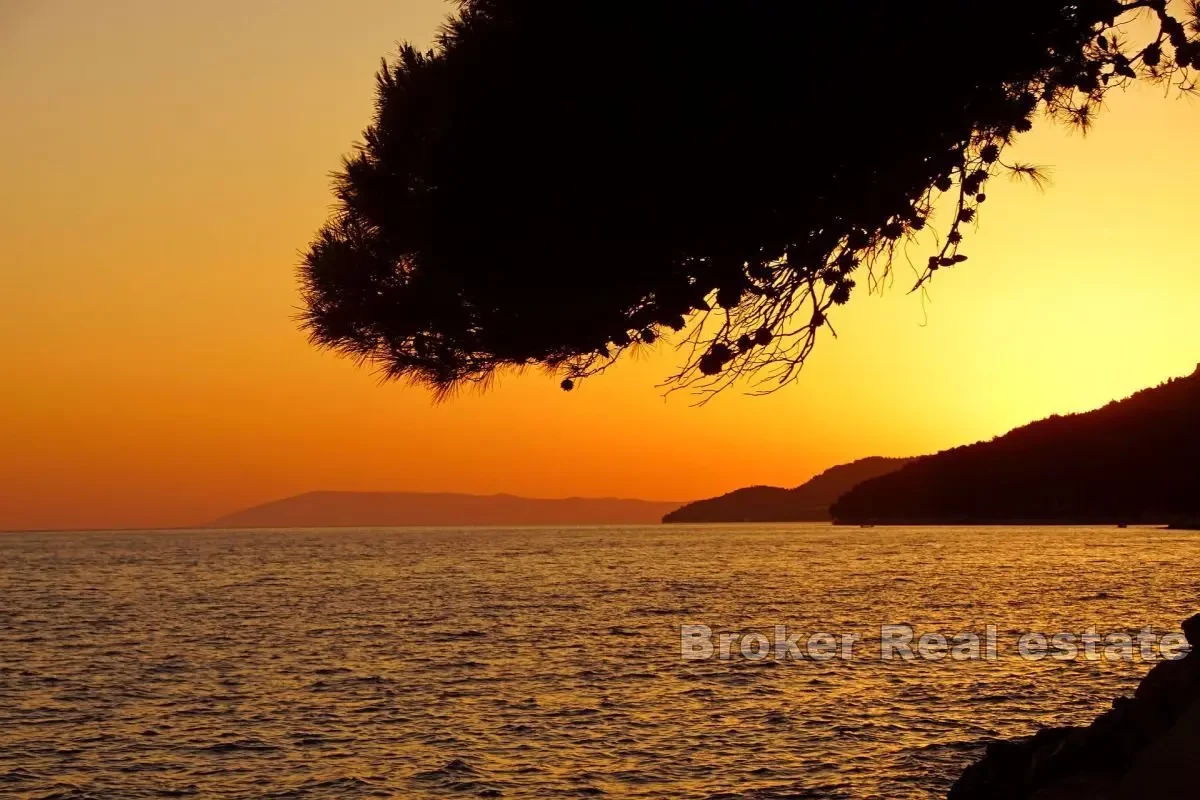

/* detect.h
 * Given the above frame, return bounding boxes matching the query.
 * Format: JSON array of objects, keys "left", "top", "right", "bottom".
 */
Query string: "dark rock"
[
  {"left": 1181, "top": 614, "right": 1200, "bottom": 647},
  {"left": 948, "top": 616, "right": 1200, "bottom": 799}
]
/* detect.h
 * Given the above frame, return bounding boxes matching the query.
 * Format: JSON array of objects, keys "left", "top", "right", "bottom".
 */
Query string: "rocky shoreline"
[{"left": 948, "top": 614, "right": 1200, "bottom": 799}]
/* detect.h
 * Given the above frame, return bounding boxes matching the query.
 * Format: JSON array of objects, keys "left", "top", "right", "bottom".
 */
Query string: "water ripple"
[{"left": 1, "top": 524, "right": 1195, "bottom": 798}]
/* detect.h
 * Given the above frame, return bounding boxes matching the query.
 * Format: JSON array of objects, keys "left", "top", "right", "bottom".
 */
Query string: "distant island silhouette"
[
  {"left": 209, "top": 366, "right": 1200, "bottom": 531},
  {"left": 832, "top": 365, "right": 1200, "bottom": 525},
  {"left": 662, "top": 457, "right": 912, "bottom": 523},
  {"left": 211, "top": 491, "right": 683, "bottom": 529}
]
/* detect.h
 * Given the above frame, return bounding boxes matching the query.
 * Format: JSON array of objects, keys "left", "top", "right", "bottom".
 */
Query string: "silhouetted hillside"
[
  {"left": 832, "top": 365, "right": 1200, "bottom": 525},
  {"left": 662, "top": 457, "right": 912, "bottom": 523},
  {"left": 211, "top": 492, "right": 682, "bottom": 529}
]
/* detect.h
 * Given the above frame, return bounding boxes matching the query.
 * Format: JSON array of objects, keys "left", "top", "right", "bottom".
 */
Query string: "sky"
[{"left": 2, "top": 1, "right": 1199, "bottom": 531}]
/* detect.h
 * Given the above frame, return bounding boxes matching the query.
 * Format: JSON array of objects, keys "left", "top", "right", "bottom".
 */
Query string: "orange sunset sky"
[{"left": 2, "top": 1, "right": 1199, "bottom": 531}]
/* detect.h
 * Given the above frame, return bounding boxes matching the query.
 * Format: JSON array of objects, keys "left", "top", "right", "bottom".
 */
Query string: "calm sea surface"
[{"left": 1, "top": 524, "right": 1198, "bottom": 799}]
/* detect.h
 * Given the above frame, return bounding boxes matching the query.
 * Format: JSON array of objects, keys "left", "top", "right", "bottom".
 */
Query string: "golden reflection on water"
[{"left": 0, "top": 525, "right": 1195, "bottom": 799}]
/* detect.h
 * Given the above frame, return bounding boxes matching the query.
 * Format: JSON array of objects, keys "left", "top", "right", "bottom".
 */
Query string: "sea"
[{"left": 1, "top": 524, "right": 1197, "bottom": 799}]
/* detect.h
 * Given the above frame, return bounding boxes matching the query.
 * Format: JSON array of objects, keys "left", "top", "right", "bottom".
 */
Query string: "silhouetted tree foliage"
[
  {"left": 301, "top": 0, "right": 1200, "bottom": 396},
  {"left": 830, "top": 366, "right": 1200, "bottom": 524}
]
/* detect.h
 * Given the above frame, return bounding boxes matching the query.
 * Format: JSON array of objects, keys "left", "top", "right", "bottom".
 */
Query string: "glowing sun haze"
[{"left": 2, "top": 0, "right": 1198, "bottom": 531}]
